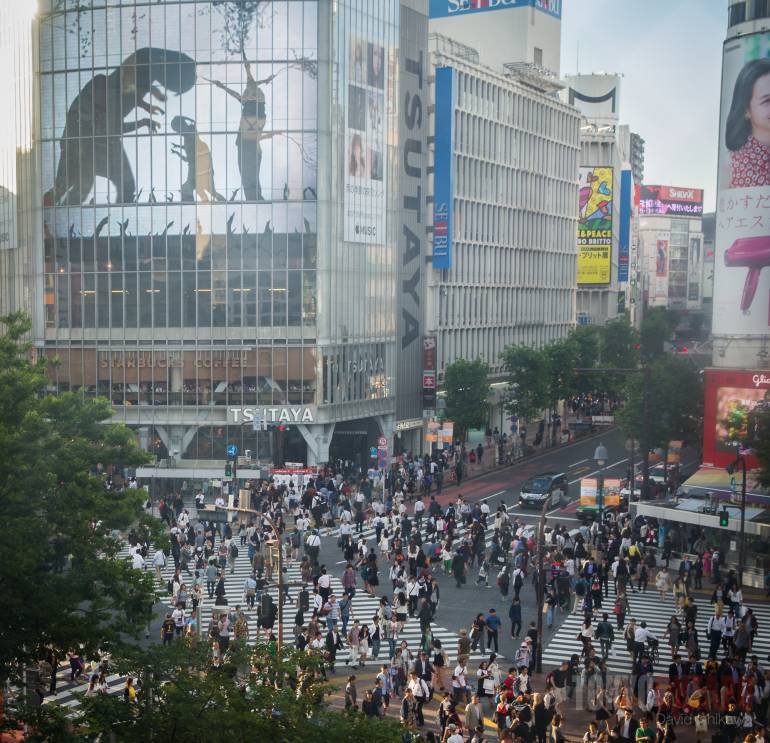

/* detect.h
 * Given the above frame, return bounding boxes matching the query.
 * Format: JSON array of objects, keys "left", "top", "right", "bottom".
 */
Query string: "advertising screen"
[
  {"left": 344, "top": 31, "right": 388, "bottom": 244},
  {"left": 618, "top": 170, "right": 631, "bottom": 282},
  {"left": 703, "top": 368, "right": 770, "bottom": 467},
  {"left": 639, "top": 185, "right": 704, "bottom": 217},
  {"left": 713, "top": 33, "right": 770, "bottom": 337},
  {"left": 577, "top": 166, "right": 613, "bottom": 285},
  {"left": 429, "top": 0, "right": 561, "bottom": 19},
  {"left": 656, "top": 238, "right": 668, "bottom": 277}
]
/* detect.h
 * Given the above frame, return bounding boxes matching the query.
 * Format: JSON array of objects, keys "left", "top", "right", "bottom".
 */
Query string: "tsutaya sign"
[{"left": 228, "top": 407, "right": 314, "bottom": 424}]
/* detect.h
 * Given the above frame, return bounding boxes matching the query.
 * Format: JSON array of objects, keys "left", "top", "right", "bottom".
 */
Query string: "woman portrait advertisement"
[
  {"left": 348, "top": 133, "right": 366, "bottom": 177},
  {"left": 725, "top": 57, "right": 770, "bottom": 188}
]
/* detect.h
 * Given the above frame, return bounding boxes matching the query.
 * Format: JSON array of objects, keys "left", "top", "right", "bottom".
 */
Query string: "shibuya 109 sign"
[{"left": 228, "top": 407, "right": 315, "bottom": 425}]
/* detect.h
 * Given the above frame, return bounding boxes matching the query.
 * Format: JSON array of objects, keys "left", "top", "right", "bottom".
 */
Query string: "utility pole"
[
  {"left": 535, "top": 493, "right": 552, "bottom": 673},
  {"left": 641, "top": 365, "right": 651, "bottom": 501}
]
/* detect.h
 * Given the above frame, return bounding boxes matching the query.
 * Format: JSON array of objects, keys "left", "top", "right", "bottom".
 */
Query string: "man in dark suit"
[
  {"left": 612, "top": 707, "right": 639, "bottom": 743},
  {"left": 412, "top": 651, "right": 434, "bottom": 689}
]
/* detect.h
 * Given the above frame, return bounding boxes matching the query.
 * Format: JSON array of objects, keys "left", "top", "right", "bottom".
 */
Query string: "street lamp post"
[
  {"left": 535, "top": 493, "right": 553, "bottom": 673},
  {"left": 217, "top": 505, "right": 284, "bottom": 653},
  {"left": 594, "top": 442, "right": 608, "bottom": 515},
  {"left": 726, "top": 454, "right": 748, "bottom": 586}
]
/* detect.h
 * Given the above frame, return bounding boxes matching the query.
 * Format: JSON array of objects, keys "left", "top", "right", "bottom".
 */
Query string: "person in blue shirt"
[{"left": 485, "top": 608, "right": 502, "bottom": 653}]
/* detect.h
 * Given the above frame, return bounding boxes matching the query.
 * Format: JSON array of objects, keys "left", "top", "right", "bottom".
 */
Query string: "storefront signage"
[
  {"left": 395, "top": 418, "right": 423, "bottom": 432},
  {"left": 752, "top": 374, "right": 770, "bottom": 388},
  {"left": 228, "top": 407, "right": 314, "bottom": 424},
  {"left": 98, "top": 350, "right": 249, "bottom": 369}
]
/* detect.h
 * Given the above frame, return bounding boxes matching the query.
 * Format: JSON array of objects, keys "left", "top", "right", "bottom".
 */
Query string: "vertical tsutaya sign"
[
  {"left": 396, "top": 4, "right": 428, "bottom": 423},
  {"left": 618, "top": 169, "right": 631, "bottom": 283},
  {"left": 432, "top": 66, "right": 455, "bottom": 270},
  {"left": 577, "top": 166, "right": 613, "bottom": 285},
  {"left": 422, "top": 335, "right": 437, "bottom": 412},
  {"left": 343, "top": 25, "right": 387, "bottom": 244},
  {"left": 714, "top": 32, "right": 770, "bottom": 336}
]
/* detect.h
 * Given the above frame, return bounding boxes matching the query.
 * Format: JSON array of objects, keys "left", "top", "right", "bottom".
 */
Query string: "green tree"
[
  {"left": 616, "top": 355, "right": 703, "bottom": 451},
  {"left": 640, "top": 307, "right": 679, "bottom": 361},
  {"left": 544, "top": 337, "right": 579, "bottom": 410},
  {"left": 0, "top": 313, "right": 158, "bottom": 689},
  {"left": 500, "top": 345, "right": 550, "bottom": 425},
  {"left": 20, "top": 641, "right": 406, "bottom": 742},
  {"left": 443, "top": 357, "right": 491, "bottom": 442},
  {"left": 599, "top": 316, "right": 640, "bottom": 397},
  {"left": 742, "top": 406, "right": 770, "bottom": 488}
]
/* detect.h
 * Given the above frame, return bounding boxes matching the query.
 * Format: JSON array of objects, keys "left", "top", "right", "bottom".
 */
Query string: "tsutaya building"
[{"left": 0, "top": 0, "right": 430, "bottom": 470}]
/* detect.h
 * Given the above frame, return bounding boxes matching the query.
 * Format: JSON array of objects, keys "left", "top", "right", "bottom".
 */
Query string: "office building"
[
  {"left": 424, "top": 3, "right": 580, "bottom": 432},
  {"left": 0, "top": 0, "right": 431, "bottom": 473}
]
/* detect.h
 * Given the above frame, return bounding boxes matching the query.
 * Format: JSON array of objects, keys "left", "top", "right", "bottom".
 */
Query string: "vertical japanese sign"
[
  {"left": 344, "top": 29, "right": 387, "bottom": 244},
  {"left": 618, "top": 169, "right": 632, "bottom": 282},
  {"left": 577, "top": 166, "right": 613, "bottom": 285},
  {"left": 432, "top": 66, "right": 455, "bottom": 269},
  {"left": 714, "top": 32, "right": 770, "bottom": 335},
  {"left": 422, "top": 335, "right": 437, "bottom": 413}
]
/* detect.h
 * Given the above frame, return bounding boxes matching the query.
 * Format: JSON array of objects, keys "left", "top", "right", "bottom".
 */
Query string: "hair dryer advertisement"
[{"left": 714, "top": 33, "right": 770, "bottom": 336}]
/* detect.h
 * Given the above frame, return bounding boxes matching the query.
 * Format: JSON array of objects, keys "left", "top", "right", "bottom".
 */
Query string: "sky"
[{"left": 560, "top": 0, "right": 726, "bottom": 212}]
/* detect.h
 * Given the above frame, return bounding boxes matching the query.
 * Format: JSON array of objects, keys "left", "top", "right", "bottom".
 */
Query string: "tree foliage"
[
  {"left": 599, "top": 316, "right": 639, "bottom": 397},
  {"left": 500, "top": 345, "right": 551, "bottom": 424},
  {"left": 0, "top": 313, "right": 158, "bottom": 685},
  {"left": 743, "top": 406, "right": 770, "bottom": 488},
  {"left": 17, "top": 642, "right": 405, "bottom": 743},
  {"left": 640, "top": 307, "right": 679, "bottom": 361},
  {"left": 443, "top": 357, "right": 491, "bottom": 441},
  {"left": 616, "top": 355, "right": 704, "bottom": 450}
]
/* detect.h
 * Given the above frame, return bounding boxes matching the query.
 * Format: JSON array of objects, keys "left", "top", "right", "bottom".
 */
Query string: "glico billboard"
[
  {"left": 702, "top": 368, "right": 770, "bottom": 468},
  {"left": 713, "top": 33, "right": 770, "bottom": 337}
]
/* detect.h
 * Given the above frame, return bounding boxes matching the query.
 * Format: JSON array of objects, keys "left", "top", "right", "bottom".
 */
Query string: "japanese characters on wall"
[
  {"left": 714, "top": 32, "right": 770, "bottom": 335},
  {"left": 577, "top": 165, "right": 613, "bottom": 285}
]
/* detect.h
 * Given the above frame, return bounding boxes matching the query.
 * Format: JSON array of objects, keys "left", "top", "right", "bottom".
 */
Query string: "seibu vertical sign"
[
  {"left": 396, "top": 4, "right": 429, "bottom": 424},
  {"left": 432, "top": 66, "right": 456, "bottom": 269}
]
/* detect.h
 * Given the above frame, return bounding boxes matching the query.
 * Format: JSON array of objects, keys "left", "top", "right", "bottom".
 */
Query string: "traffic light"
[
  {"left": 719, "top": 509, "right": 729, "bottom": 527},
  {"left": 224, "top": 462, "right": 233, "bottom": 477}
]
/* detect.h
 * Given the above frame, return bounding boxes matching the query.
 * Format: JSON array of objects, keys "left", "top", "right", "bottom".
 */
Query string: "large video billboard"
[
  {"left": 639, "top": 185, "right": 704, "bottom": 217},
  {"left": 577, "top": 166, "right": 613, "bottom": 285},
  {"left": 703, "top": 368, "right": 770, "bottom": 468},
  {"left": 343, "top": 30, "right": 388, "bottom": 244},
  {"left": 714, "top": 33, "right": 770, "bottom": 337}
]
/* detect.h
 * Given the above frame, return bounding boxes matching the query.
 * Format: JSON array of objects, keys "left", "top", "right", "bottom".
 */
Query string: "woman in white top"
[
  {"left": 379, "top": 530, "right": 391, "bottom": 559},
  {"left": 347, "top": 621, "right": 360, "bottom": 666}
]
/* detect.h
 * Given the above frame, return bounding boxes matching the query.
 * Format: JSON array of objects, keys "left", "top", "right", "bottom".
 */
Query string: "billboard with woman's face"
[{"left": 713, "top": 33, "right": 770, "bottom": 337}]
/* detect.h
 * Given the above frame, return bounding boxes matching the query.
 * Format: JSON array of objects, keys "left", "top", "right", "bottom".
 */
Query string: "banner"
[
  {"left": 656, "top": 239, "right": 668, "bottom": 277},
  {"left": 422, "top": 335, "right": 437, "bottom": 412},
  {"left": 603, "top": 478, "right": 622, "bottom": 507},
  {"left": 713, "top": 32, "right": 770, "bottom": 337},
  {"left": 618, "top": 169, "right": 632, "bottom": 282},
  {"left": 432, "top": 66, "right": 455, "bottom": 270},
  {"left": 577, "top": 166, "right": 613, "bottom": 285},
  {"left": 343, "top": 30, "right": 387, "bottom": 243},
  {"left": 639, "top": 185, "right": 704, "bottom": 217}
]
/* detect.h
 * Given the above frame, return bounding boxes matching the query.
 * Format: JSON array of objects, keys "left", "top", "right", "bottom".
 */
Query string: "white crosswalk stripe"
[{"left": 541, "top": 582, "right": 770, "bottom": 674}]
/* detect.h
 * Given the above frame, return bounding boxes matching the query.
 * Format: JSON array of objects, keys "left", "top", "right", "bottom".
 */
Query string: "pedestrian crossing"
[{"left": 541, "top": 581, "right": 770, "bottom": 675}]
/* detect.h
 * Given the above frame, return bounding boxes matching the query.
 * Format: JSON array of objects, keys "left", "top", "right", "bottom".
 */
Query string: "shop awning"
[{"left": 677, "top": 465, "right": 770, "bottom": 506}]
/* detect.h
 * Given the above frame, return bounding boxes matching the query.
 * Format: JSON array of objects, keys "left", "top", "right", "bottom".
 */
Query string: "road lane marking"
[
  {"left": 479, "top": 490, "right": 506, "bottom": 502},
  {"left": 569, "top": 458, "right": 589, "bottom": 467},
  {"left": 568, "top": 457, "right": 628, "bottom": 485}
]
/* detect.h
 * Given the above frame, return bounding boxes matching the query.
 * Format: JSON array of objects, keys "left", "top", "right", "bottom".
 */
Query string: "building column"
[
  {"left": 155, "top": 425, "right": 198, "bottom": 459},
  {"left": 297, "top": 422, "right": 336, "bottom": 466}
]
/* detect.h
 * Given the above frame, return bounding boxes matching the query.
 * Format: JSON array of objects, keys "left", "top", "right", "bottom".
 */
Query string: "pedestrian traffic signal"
[
  {"left": 224, "top": 462, "right": 233, "bottom": 477},
  {"left": 719, "top": 509, "right": 729, "bottom": 527}
]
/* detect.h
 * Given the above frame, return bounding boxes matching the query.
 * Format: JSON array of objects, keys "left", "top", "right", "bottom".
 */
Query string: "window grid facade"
[{"left": 428, "top": 51, "right": 581, "bottom": 379}]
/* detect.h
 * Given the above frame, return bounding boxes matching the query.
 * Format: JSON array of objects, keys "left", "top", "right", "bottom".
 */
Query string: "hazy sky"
[{"left": 561, "top": 0, "right": 726, "bottom": 211}]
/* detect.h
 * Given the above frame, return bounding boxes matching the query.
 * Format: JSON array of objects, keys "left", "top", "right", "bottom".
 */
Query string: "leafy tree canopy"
[{"left": 443, "top": 357, "right": 491, "bottom": 441}]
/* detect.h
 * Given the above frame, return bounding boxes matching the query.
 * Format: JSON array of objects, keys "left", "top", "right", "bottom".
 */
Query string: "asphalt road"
[{"left": 316, "top": 426, "right": 633, "bottom": 662}]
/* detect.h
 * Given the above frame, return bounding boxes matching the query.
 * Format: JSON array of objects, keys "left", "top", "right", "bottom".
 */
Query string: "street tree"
[
  {"left": 0, "top": 313, "right": 159, "bottom": 690},
  {"left": 599, "top": 316, "right": 640, "bottom": 397},
  {"left": 500, "top": 345, "right": 550, "bottom": 425},
  {"left": 20, "top": 641, "right": 406, "bottom": 743},
  {"left": 544, "top": 337, "right": 579, "bottom": 410},
  {"left": 443, "top": 357, "right": 491, "bottom": 442},
  {"left": 640, "top": 306, "right": 679, "bottom": 361},
  {"left": 616, "top": 354, "right": 704, "bottom": 451},
  {"left": 741, "top": 405, "right": 770, "bottom": 488}
]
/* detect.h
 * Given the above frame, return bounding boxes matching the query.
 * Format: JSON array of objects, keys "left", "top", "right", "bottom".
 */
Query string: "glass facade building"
[{"left": 2, "top": 0, "right": 429, "bottom": 468}]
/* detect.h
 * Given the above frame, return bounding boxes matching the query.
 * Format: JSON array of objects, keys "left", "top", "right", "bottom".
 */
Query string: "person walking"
[
  {"left": 509, "top": 597, "right": 522, "bottom": 638},
  {"left": 486, "top": 608, "right": 501, "bottom": 654}
]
